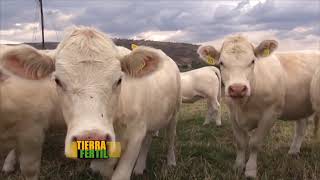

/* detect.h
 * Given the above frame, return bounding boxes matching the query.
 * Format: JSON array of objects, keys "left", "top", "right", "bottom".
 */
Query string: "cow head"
[
  {"left": 0, "top": 27, "right": 162, "bottom": 157},
  {"left": 198, "top": 36, "right": 278, "bottom": 100}
]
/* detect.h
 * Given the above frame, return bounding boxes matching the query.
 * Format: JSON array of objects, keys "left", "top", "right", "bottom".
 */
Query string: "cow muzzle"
[
  {"left": 72, "top": 130, "right": 112, "bottom": 142},
  {"left": 228, "top": 83, "right": 248, "bottom": 98}
]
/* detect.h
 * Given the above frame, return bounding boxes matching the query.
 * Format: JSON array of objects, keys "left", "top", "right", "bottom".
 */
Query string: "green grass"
[{"left": 1, "top": 100, "right": 320, "bottom": 180}]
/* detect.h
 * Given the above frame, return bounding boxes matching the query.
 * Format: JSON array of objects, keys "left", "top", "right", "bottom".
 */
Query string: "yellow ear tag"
[
  {"left": 131, "top": 44, "right": 139, "bottom": 50},
  {"left": 207, "top": 55, "right": 216, "bottom": 65},
  {"left": 133, "top": 59, "right": 146, "bottom": 72},
  {"left": 139, "top": 60, "right": 146, "bottom": 71},
  {"left": 263, "top": 48, "right": 270, "bottom": 57}
]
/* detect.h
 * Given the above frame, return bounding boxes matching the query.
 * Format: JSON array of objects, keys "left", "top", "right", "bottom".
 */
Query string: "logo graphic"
[{"left": 66, "top": 140, "right": 121, "bottom": 159}]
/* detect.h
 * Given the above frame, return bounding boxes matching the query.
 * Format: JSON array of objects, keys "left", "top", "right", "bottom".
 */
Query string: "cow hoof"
[
  {"left": 233, "top": 164, "right": 244, "bottom": 173},
  {"left": 202, "top": 121, "right": 210, "bottom": 126},
  {"left": 167, "top": 152, "right": 176, "bottom": 166},
  {"left": 133, "top": 166, "right": 145, "bottom": 175},
  {"left": 167, "top": 160, "right": 176, "bottom": 166},
  {"left": 2, "top": 164, "right": 15, "bottom": 173},
  {"left": 288, "top": 149, "right": 300, "bottom": 155},
  {"left": 246, "top": 177, "right": 256, "bottom": 180},
  {"left": 89, "top": 162, "right": 100, "bottom": 173},
  {"left": 153, "top": 131, "right": 159, "bottom": 137},
  {"left": 24, "top": 175, "right": 38, "bottom": 180},
  {"left": 245, "top": 169, "right": 257, "bottom": 179}
]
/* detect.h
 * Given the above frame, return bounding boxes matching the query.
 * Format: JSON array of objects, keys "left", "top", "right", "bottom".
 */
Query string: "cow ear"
[
  {"left": 254, "top": 40, "right": 278, "bottom": 58},
  {"left": 1, "top": 45, "right": 55, "bottom": 80},
  {"left": 120, "top": 46, "right": 161, "bottom": 77},
  {"left": 197, "top": 45, "right": 220, "bottom": 65}
]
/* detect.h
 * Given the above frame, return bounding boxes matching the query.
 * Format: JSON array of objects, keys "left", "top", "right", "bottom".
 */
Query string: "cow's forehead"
[
  {"left": 52, "top": 27, "right": 123, "bottom": 84},
  {"left": 55, "top": 27, "right": 118, "bottom": 64},
  {"left": 220, "top": 37, "right": 255, "bottom": 61},
  {"left": 55, "top": 58, "right": 121, "bottom": 82}
]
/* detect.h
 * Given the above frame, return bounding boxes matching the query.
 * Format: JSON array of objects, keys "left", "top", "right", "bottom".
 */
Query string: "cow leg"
[
  {"left": 314, "top": 114, "right": 319, "bottom": 139},
  {"left": 133, "top": 133, "right": 153, "bottom": 175},
  {"left": 153, "top": 130, "right": 159, "bottom": 137},
  {"left": 203, "top": 99, "right": 214, "bottom": 125},
  {"left": 245, "top": 108, "right": 277, "bottom": 179},
  {"left": 91, "top": 159, "right": 117, "bottom": 179},
  {"left": 167, "top": 114, "right": 177, "bottom": 166},
  {"left": 18, "top": 126, "right": 44, "bottom": 180},
  {"left": 2, "top": 149, "right": 17, "bottom": 173},
  {"left": 289, "top": 119, "right": 307, "bottom": 155},
  {"left": 111, "top": 129, "right": 146, "bottom": 180},
  {"left": 204, "top": 98, "right": 221, "bottom": 126},
  {"left": 230, "top": 113, "right": 248, "bottom": 172},
  {"left": 0, "top": 131, "right": 16, "bottom": 165},
  {"left": 213, "top": 98, "right": 221, "bottom": 126}
]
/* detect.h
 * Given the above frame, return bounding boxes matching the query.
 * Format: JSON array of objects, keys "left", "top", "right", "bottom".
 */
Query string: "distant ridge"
[{"left": 22, "top": 39, "right": 209, "bottom": 71}]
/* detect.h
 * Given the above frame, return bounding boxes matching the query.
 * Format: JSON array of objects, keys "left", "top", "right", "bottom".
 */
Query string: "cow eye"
[
  {"left": 113, "top": 77, "right": 122, "bottom": 89},
  {"left": 219, "top": 61, "right": 224, "bottom": 67},
  {"left": 251, "top": 59, "right": 255, "bottom": 65},
  {"left": 54, "top": 78, "right": 63, "bottom": 89},
  {"left": 116, "top": 77, "right": 122, "bottom": 86}
]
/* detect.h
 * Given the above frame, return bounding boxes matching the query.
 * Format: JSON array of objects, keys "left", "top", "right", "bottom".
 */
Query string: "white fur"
[
  {"left": 198, "top": 36, "right": 320, "bottom": 178},
  {"left": 311, "top": 68, "right": 320, "bottom": 138},
  {"left": 0, "top": 45, "right": 64, "bottom": 180},
  {"left": 1, "top": 27, "right": 181, "bottom": 180},
  {"left": 181, "top": 66, "right": 221, "bottom": 126}
]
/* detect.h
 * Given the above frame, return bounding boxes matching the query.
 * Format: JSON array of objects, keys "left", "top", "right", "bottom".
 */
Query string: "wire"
[
  {"left": 47, "top": 12, "right": 60, "bottom": 41},
  {"left": 32, "top": 0, "right": 40, "bottom": 42}
]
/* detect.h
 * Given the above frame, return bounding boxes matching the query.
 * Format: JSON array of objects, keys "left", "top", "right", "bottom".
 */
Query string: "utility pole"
[{"left": 39, "top": 0, "right": 45, "bottom": 49}]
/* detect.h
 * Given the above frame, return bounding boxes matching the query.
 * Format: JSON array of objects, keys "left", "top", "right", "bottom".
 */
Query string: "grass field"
[{"left": 1, "top": 100, "right": 320, "bottom": 180}]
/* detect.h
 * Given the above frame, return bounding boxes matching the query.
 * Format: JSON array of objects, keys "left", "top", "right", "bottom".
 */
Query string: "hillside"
[{"left": 25, "top": 39, "right": 209, "bottom": 72}]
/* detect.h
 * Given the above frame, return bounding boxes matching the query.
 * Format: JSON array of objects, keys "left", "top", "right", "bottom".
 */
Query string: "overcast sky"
[{"left": 0, "top": 0, "right": 319, "bottom": 51}]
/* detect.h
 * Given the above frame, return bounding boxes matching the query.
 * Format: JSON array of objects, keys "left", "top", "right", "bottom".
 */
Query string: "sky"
[{"left": 0, "top": 0, "right": 319, "bottom": 51}]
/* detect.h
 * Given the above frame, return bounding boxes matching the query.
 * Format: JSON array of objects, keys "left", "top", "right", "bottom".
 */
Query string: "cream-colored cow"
[
  {"left": 197, "top": 35, "right": 320, "bottom": 178},
  {"left": 1, "top": 27, "right": 181, "bottom": 180},
  {"left": 0, "top": 45, "right": 64, "bottom": 180},
  {"left": 181, "top": 66, "right": 221, "bottom": 125},
  {"left": 311, "top": 68, "right": 320, "bottom": 138},
  {"left": 1, "top": 45, "right": 139, "bottom": 177}
]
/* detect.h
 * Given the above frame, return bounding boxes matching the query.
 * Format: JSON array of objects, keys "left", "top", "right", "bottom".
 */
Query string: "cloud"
[
  {"left": 132, "top": 30, "right": 187, "bottom": 42},
  {"left": 0, "top": 0, "right": 319, "bottom": 50},
  {"left": 0, "top": 39, "right": 21, "bottom": 44},
  {"left": 0, "top": 22, "right": 62, "bottom": 43},
  {"left": 45, "top": 10, "right": 77, "bottom": 30}
]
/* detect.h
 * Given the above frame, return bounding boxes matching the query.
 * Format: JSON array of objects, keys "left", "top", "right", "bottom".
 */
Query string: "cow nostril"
[
  {"left": 72, "top": 136, "right": 77, "bottom": 142},
  {"left": 105, "top": 134, "right": 112, "bottom": 142},
  {"left": 228, "top": 86, "right": 235, "bottom": 93},
  {"left": 242, "top": 86, "right": 247, "bottom": 92}
]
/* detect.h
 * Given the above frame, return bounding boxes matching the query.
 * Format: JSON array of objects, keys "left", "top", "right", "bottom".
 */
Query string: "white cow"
[
  {"left": 1, "top": 27, "right": 181, "bottom": 180},
  {"left": 1, "top": 46, "right": 133, "bottom": 177},
  {"left": 197, "top": 35, "right": 320, "bottom": 178},
  {"left": 0, "top": 45, "right": 64, "bottom": 180},
  {"left": 311, "top": 68, "right": 320, "bottom": 138},
  {"left": 181, "top": 66, "right": 221, "bottom": 126}
]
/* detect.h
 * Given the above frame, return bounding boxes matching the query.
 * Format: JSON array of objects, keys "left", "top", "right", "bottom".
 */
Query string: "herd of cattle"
[{"left": 0, "top": 26, "right": 319, "bottom": 180}]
